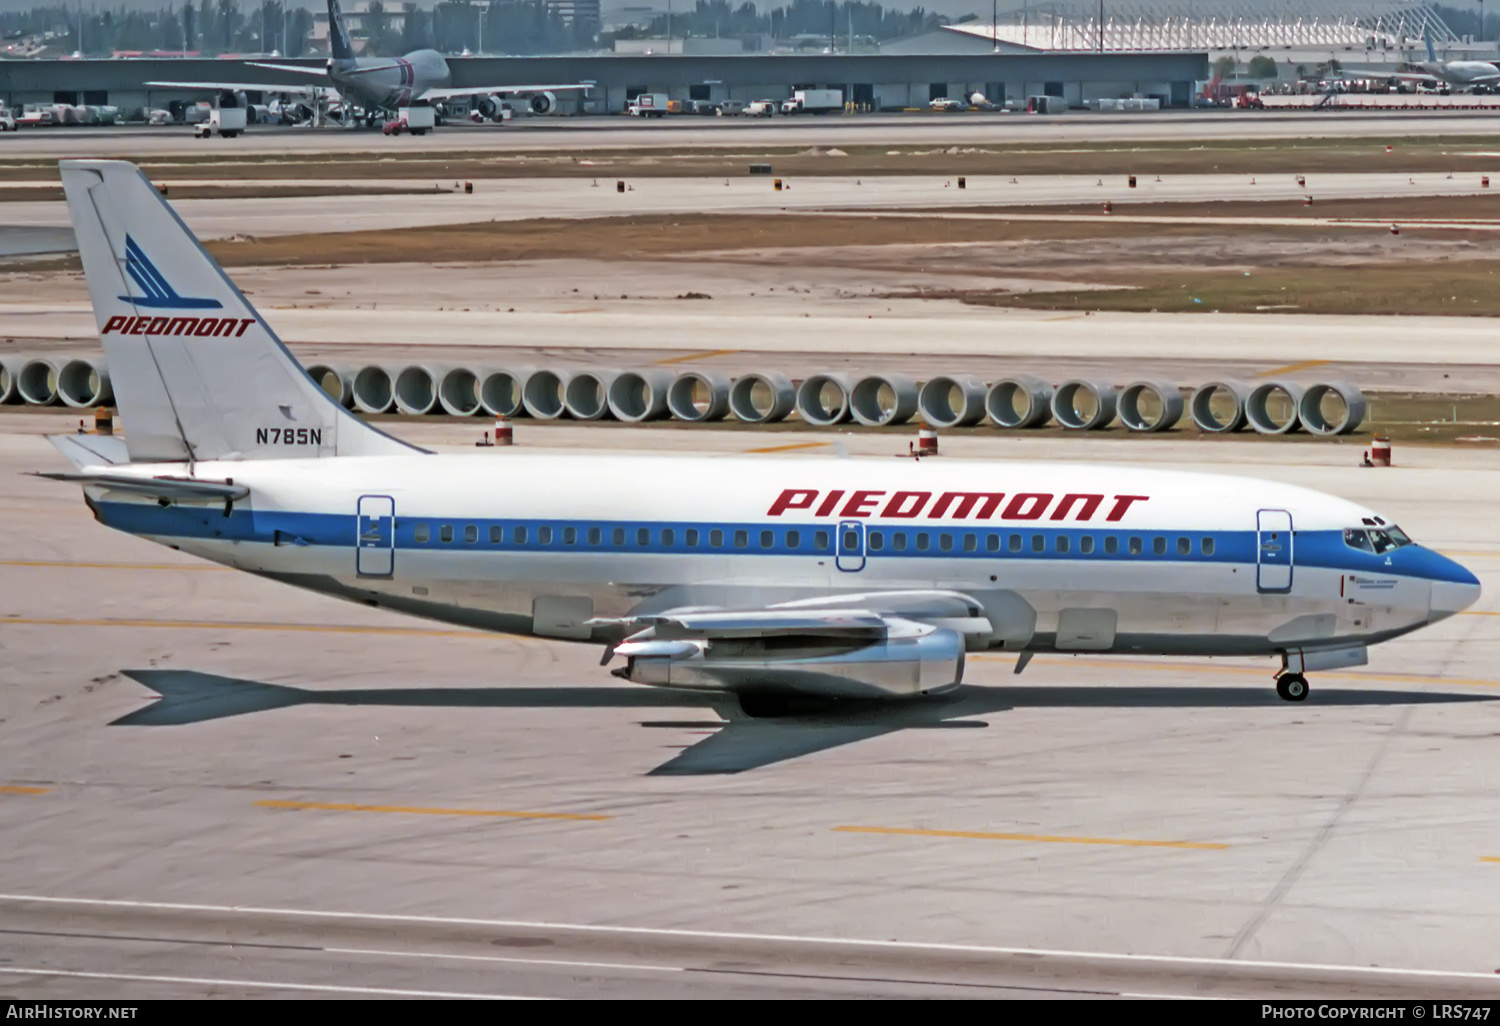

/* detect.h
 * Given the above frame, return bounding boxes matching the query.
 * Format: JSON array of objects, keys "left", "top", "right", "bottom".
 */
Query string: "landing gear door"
[
  {"left": 1256, "top": 508, "right": 1293, "bottom": 594},
  {"left": 357, "top": 494, "right": 395, "bottom": 578},
  {"left": 836, "top": 520, "right": 866, "bottom": 572}
]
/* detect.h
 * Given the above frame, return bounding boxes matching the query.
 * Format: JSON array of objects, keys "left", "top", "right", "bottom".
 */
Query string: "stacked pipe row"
[
  {"left": 327, "top": 364, "right": 1367, "bottom": 437},
  {"left": 0, "top": 356, "right": 1367, "bottom": 437},
  {"left": 0, "top": 357, "right": 113, "bottom": 408}
]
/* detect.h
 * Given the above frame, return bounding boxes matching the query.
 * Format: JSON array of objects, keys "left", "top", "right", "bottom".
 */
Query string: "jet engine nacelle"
[
  {"left": 476, "top": 95, "right": 515, "bottom": 121},
  {"left": 613, "top": 619, "right": 966, "bottom": 700},
  {"left": 529, "top": 90, "right": 557, "bottom": 115}
]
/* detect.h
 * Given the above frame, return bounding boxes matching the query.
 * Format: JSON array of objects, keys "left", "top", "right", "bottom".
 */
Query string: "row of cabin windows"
[
  {"left": 863, "top": 531, "right": 1214, "bottom": 557},
  {"left": 406, "top": 522, "right": 1215, "bottom": 558}
]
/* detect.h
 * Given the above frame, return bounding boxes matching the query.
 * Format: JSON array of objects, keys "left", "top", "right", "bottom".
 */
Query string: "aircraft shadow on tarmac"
[{"left": 115, "top": 669, "right": 1494, "bottom": 776}]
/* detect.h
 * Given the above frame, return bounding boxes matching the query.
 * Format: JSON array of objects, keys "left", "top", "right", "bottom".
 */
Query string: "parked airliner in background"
[
  {"left": 1359, "top": 30, "right": 1500, "bottom": 90},
  {"left": 45, "top": 160, "right": 1479, "bottom": 715},
  {"left": 148, "top": 0, "right": 588, "bottom": 123}
]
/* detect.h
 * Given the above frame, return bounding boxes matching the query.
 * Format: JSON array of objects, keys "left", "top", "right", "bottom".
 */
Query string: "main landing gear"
[{"left": 1275, "top": 672, "right": 1309, "bottom": 702}]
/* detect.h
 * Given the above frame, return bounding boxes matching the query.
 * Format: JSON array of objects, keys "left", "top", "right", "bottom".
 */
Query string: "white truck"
[
  {"left": 194, "top": 106, "right": 247, "bottom": 138},
  {"left": 779, "top": 89, "right": 843, "bottom": 114},
  {"left": 627, "top": 93, "right": 669, "bottom": 118}
]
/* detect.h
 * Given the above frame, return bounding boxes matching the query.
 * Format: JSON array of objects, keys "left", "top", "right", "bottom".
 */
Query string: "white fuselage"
[{"left": 82, "top": 452, "right": 1478, "bottom": 675}]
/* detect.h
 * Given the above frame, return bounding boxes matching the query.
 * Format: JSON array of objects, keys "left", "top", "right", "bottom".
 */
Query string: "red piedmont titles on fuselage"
[
  {"left": 101, "top": 315, "right": 256, "bottom": 338},
  {"left": 765, "top": 488, "right": 1149, "bottom": 522}
]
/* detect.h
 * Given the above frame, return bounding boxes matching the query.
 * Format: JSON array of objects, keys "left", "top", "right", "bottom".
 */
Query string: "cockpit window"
[{"left": 1346, "top": 526, "right": 1414, "bottom": 553}]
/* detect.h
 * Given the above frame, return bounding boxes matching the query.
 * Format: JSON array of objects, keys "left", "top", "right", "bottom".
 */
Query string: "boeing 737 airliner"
[{"left": 44, "top": 160, "right": 1480, "bottom": 713}]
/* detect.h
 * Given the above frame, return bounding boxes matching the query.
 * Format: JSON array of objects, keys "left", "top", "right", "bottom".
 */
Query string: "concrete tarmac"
[
  {"left": 2, "top": 413, "right": 1499, "bottom": 997},
  {"left": 6, "top": 172, "right": 1499, "bottom": 238},
  {"left": 8, "top": 109, "right": 1500, "bottom": 158}
]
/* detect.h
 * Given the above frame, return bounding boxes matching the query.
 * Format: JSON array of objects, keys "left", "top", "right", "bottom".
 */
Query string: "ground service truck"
[{"left": 780, "top": 89, "right": 843, "bottom": 114}]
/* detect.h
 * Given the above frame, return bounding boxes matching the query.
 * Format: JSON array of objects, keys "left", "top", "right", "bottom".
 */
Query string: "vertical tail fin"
[
  {"left": 1425, "top": 25, "right": 1437, "bottom": 63},
  {"left": 328, "top": 0, "right": 354, "bottom": 61},
  {"left": 60, "top": 159, "right": 420, "bottom": 464}
]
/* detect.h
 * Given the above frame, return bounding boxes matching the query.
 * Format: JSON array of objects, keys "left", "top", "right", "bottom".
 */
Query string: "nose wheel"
[{"left": 1276, "top": 672, "right": 1309, "bottom": 702}]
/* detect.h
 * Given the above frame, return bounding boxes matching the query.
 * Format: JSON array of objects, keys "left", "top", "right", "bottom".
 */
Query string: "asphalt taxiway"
[{"left": 2, "top": 413, "right": 1499, "bottom": 998}]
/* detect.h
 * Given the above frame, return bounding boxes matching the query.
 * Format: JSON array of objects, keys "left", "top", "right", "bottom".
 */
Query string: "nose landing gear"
[{"left": 1275, "top": 672, "right": 1309, "bottom": 702}]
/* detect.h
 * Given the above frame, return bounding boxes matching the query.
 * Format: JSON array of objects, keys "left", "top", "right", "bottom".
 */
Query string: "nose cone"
[{"left": 1427, "top": 550, "right": 1481, "bottom": 621}]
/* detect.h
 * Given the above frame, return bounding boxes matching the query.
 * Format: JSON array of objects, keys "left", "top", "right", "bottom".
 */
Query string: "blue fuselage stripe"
[{"left": 93, "top": 502, "right": 1473, "bottom": 583}]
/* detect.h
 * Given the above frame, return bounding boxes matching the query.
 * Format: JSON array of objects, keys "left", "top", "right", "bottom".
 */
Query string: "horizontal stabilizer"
[
  {"left": 33, "top": 471, "right": 249, "bottom": 502},
  {"left": 48, "top": 434, "right": 130, "bottom": 469}
]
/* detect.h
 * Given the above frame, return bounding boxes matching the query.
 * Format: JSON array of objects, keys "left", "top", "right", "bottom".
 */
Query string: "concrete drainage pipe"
[
  {"left": 1117, "top": 380, "right": 1184, "bottom": 433},
  {"left": 438, "top": 366, "right": 483, "bottom": 417},
  {"left": 917, "top": 375, "right": 987, "bottom": 428},
  {"left": 17, "top": 359, "right": 60, "bottom": 406},
  {"left": 0, "top": 360, "right": 17, "bottom": 404},
  {"left": 1188, "top": 380, "right": 1251, "bottom": 433},
  {"left": 522, "top": 369, "right": 570, "bottom": 420},
  {"left": 57, "top": 358, "right": 112, "bottom": 408},
  {"left": 1051, "top": 379, "right": 1118, "bottom": 430},
  {"left": 352, "top": 365, "right": 396, "bottom": 414},
  {"left": 564, "top": 369, "right": 617, "bottom": 421},
  {"left": 305, "top": 364, "right": 354, "bottom": 408},
  {"left": 796, "top": 373, "right": 855, "bottom": 426},
  {"left": 849, "top": 373, "right": 918, "bottom": 427},
  {"left": 666, "top": 371, "right": 730, "bottom": 422},
  {"left": 1298, "top": 382, "right": 1367, "bottom": 436},
  {"left": 985, "top": 376, "right": 1053, "bottom": 429},
  {"left": 1245, "top": 381, "right": 1306, "bottom": 435},
  {"left": 479, "top": 369, "right": 530, "bottom": 418},
  {"left": 394, "top": 365, "right": 442, "bottom": 416},
  {"left": 609, "top": 370, "right": 673, "bottom": 422},
  {"left": 729, "top": 372, "right": 796, "bottom": 424}
]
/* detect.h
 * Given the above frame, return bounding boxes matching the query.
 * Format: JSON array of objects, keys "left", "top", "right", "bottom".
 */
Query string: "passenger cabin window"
[
  {"left": 1057, "top": 535, "right": 1070, "bottom": 554},
  {"left": 787, "top": 530, "right": 801, "bottom": 548},
  {"left": 588, "top": 527, "right": 601, "bottom": 545},
  {"left": 538, "top": 526, "right": 552, "bottom": 545},
  {"left": 686, "top": 529, "right": 699, "bottom": 546},
  {"left": 1008, "top": 534, "right": 1022, "bottom": 553},
  {"left": 963, "top": 533, "right": 977, "bottom": 552},
  {"left": 1202, "top": 537, "right": 1215, "bottom": 556},
  {"left": 986, "top": 535, "right": 1000, "bottom": 552},
  {"left": 662, "top": 528, "right": 675, "bottom": 546},
  {"left": 1080, "top": 536, "right": 1094, "bottom": 554},
  {"left": 440, "top": 524, "right": 454, "bottom": 543},
  {"left": 893, "top": 532, "right": 907, "bottom": 552},
  {"left": 1105, "top": 536, "right": 1119, "bottom": 555},
  {"left": 513, "top": 526, "right": 527, "bottom": 544},
  {"left": 1153, "top": 537, "right": 1166, "bottom": 556},
  {"left": 564, "top": 527, "right": 577, "bottom": 545},
  {"left": 842, "top": 528, "right": 859, "bottom": 550},
  {"left": 612, "top": 528, "right": 625, "bottom": 545},
  {"left": 1128, "top": 537, "right": 1143, "bottom": 555},
  {"left": 868, "top": 531, "right": 884, "bottom": 551},
  {"left": 415, "top": 524, "right": 430, "bottom": 543},
  {"left": 734, "top": 530, "right": 748, "bottom": 548},
  {"left": 490, "top": 526, "right": 502, "bottom": 544},
  {"left": 916, "top": 533, "right": 930, "bottom": 552},
  {"left": 1031, "top": 535, "right": 1044, "bottom": 553},
  {"left": 637, "top": 528, "right": 650, "bottom": 546},
  {"left": 761, "top": 530, "right": 774, "bottom": 549},
  {"left": 1177, "top": 537, "right": 1190, "bottom": 556},
  {"left": 815, "top": 530, "right": 830, "bottom": 551},
  {"left": 710, "top": 529, "right": 724, "bottom": 547},
  {"left": 464, "top": 525, "right": 477, "bottom": 544},
  {"left": 939, "top": 533, "right": 954, "bottom": 552}
]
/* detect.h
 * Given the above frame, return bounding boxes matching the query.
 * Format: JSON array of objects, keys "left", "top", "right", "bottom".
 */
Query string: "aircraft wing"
[
  {"left": 145, "top": 79, "right": 323, "bottom": 94},
  {"left": 416, "top": 83, "right": 592, "bottom": 102},
  {"left": 245, "top": 62, "right": 330, "bottom": 77}
]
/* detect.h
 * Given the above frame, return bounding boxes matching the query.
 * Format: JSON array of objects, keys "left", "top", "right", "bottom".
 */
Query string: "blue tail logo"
[{"left": 118, "top": 235, "right": 223, "bottom": 310}]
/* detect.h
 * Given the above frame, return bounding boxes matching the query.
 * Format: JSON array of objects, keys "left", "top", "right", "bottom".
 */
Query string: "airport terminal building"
[{"left": 0, "top": 50, "right": 1211, "bottom": 114}]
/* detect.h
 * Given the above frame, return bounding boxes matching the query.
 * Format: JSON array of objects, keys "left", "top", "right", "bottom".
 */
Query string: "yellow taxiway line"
[
  {"left": 254, "top": 800, "right": 610, "bottom": 821},
  {"left": 654, "top": 349, "right": 739, "bottom": 366},
  {"left": 1253, "top": 359, "right": 1330, "bottom": 378},
  {"left": 743, "top": 441, "right": 829, "bottom": 454},
  {"left": 0, "top": 786, "right": 50, "bottom": 795},
  {"left": 833, "top": 825, "right": 1227, "bottom": 850}
]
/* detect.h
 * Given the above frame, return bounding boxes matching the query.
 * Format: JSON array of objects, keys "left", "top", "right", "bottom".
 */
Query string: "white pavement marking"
[
  {"left": 324, "top": 946, "right": 683, "bottom": 973},
  {"left": 0, "top": 966, "right": 538, "bottom": 999},
  {"left": 0, "top": 893, "right": 1495, "bottom": 984}
]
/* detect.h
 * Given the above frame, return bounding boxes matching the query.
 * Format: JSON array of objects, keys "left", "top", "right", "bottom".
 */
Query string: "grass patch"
[{"left": 938, "top": 261, "right": 1500, "bottom": 315}]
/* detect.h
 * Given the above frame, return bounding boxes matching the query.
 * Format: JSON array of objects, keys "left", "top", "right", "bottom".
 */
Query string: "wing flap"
[{"left": 417, "top": 83, "right": 592, "bottom": 102}]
